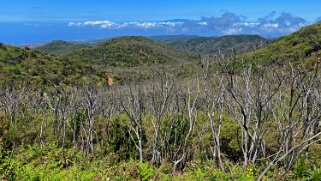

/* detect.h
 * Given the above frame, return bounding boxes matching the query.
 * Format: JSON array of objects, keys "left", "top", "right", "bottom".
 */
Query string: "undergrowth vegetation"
[{"left": 0, "top": 64, "right": 321, "bottom": 180}]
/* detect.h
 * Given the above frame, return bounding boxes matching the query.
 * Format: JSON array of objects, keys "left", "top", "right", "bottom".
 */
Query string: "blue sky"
[{"left": 1, "top": 0, "right": 321, "bottom": 44}]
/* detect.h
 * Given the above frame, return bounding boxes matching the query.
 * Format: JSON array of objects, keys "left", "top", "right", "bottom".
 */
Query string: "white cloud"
[
  {"left": 69, "top": 20, "right": 119, "bottom": 29},
  {"left": 224, "top": 28, "right": 243, "bottom": 35},
  {"left": 68, "top": 22, "right": 82, "bottom": 26},
  {"left": 67, "top": 12, "right": 310, "bottom": 38},
  {"left": 69, "top": 20, "right": 183, "bottom": 29},
  {"left": 68, "top": 20, "right": 185, "bottom": 31},
  {"left": 159, "top": 22, "right": 184, "bottom": 27},
  {"left": 198, "top": 22, "right": 208, "bottom": 26},
  {"left": 263, "top": 23, "right": 279, "bottom": 28},
  {"left": 130, "top": 22, "right": 159, "bottom": 29},
  {"left": 24, "top": 22, "right": 40, "bottom": 27},
  {"left": 234, "top": 22, "right": 261, "bottom": 27}
]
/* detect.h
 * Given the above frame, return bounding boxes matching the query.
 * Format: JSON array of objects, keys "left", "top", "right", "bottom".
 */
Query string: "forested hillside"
[
  {"left": 64, "top": 36, "right": 198, "bottom": 67},
  {"left": 0, "top": 43, "right": 104, "bottom": 86},
  {"left": 155, "top": 35, "right": 269, "bottom": 55},
  {"left": 0, "top": 37, "right": 200, "bottom": 87},
  {"left": 35, "top": 40, "right": 87, "bottom": 55},
  {"left": 240, "top": 22, "right": 321, "bottom": 69}
]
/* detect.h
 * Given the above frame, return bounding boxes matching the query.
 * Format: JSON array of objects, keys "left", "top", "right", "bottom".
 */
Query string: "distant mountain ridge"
[
  {"left": 150, "top": 35, "right": 199, "bottom": 41},
  {"left": 16, "top": 39, "right": 110, "bottom": 50},
  {"left": 35, "top": 40, "right": 87, "bottom": 55},
  {"left": 64, "top": 36, "right": 198, "bottom": 67},
  {"left": 18, "top": 34, "right": 269, "bottom": 56},
  {"left": 154, "top": 35, "right": 270, "bottom": 55}
]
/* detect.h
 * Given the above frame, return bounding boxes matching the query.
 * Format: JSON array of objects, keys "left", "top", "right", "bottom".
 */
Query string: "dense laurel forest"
[
  {"left": 240, "top": 22, "right": 321, "bottom": 69},
  {"left": 35, "top": 41, "right": 88, "bottom": 55},
  {"left": 63, "top": 36, "right": 199, "bottom": 67},
  {"left": 0, "top": 44, "right": 104, "bottom": 86},
  {"left": 152, "top": 35, "right": 269, "bottom": 56},
  {"left": 1, "top": 23, "right": 321, "bottom": 181}
]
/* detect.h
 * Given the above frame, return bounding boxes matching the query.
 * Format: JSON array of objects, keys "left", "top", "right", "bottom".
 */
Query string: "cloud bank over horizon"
[{"left": 68, "top": 12, "right": 309, "bottom": 38}]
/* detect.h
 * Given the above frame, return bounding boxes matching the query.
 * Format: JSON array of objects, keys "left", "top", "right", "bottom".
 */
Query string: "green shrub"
[
  {"left": 138, "top": 162, "right": 157, "bottom": 181},
  {"left": 308, "top": 166, "right": 321, "bottom": 181},
  {"left": 293, "top": 157, "right": 309, "bottom": 179}
]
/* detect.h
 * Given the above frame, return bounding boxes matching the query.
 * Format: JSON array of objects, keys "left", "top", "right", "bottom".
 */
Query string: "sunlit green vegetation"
[
  {"left": 64, "top": 36, "right": 199, "bottom": 67},
  {"left": 0, "top": 44, "right": 105, "bottom": 86},
  {"left": 35, "top": 40, "right": 87, "bottom": 55},
  {"left": 240, "top": 22, "right": 321, "bottom": 69},
  {"left": 155, "top": 35, "right": 269, "bottom": 55}
]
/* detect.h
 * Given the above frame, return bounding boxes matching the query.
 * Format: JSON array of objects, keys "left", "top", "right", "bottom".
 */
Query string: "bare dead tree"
[
  {"left": 204, "top": 74, "right": 225, "bottom": 170},
  {"left": 257, "top": 64, "right": 321, "bottom": 180},
  {"left": 226, "top": 65, "right": 282, "bottom": 167},
  {"left": 98, "top": 88, "right": 117, "bottom": 150},
  {"left": 0, "top": 87, "right": 24, "bottom": 128},
  {"left": 120, "top": 84, "right": 145, "bottom": 162},
  {"left": 148, "top": 72, "right": 175, "bottom": 166},
  {"left": 172, "top": 79, "right": 200, "bottom": 172},
  {"left": 83, "top": 86, "right": 99, "bottom": 154}
]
